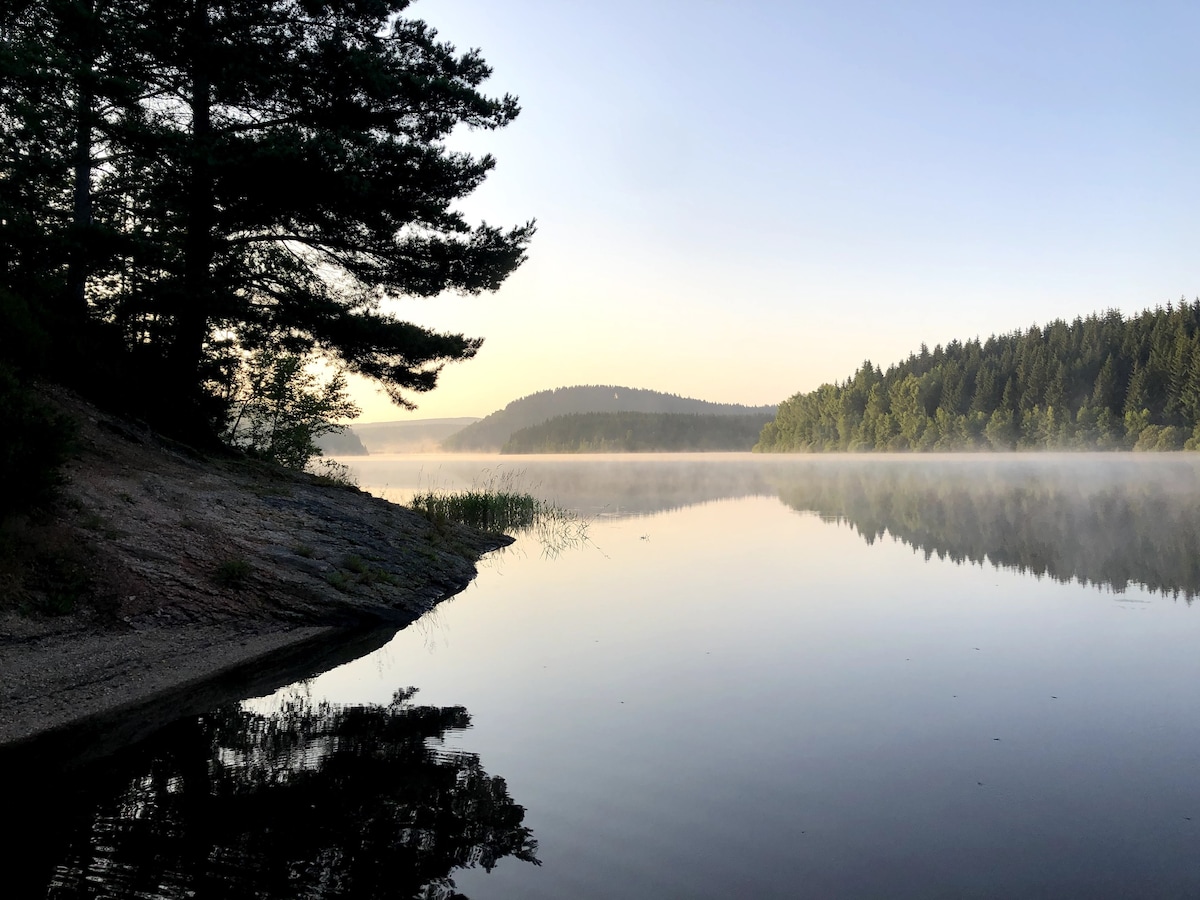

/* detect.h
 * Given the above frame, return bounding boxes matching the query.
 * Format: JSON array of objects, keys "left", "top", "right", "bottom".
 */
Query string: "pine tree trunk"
[
  {"left": 67, "top": 0, "right": 96, "bottom": 321},
  {"left": 176, "top": 0, "right": 214, "bottom": 407}
]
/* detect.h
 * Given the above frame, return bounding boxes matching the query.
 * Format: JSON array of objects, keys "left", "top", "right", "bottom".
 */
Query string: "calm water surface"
[{"left": 13, "top": 454, "right": 1200, "bottom": 898}]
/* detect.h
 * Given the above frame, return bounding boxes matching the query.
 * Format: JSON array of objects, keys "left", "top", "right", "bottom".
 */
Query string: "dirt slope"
[{"left": 0, "top": 389, "right": 510, "bottom": 747}]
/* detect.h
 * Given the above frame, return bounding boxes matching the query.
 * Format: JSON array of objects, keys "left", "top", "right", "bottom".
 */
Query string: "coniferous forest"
[
  {"left": 756, "top": 303, "right": 1200, "bottom": 452},
  {"left": 1, "top": 0, "right": 530, "bottom": 513},
  {"left": 501, "top": 411, "right": 775, "bottom": 454}
]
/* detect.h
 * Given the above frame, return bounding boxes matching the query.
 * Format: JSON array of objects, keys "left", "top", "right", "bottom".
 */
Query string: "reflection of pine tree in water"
[
  {"left": 39, "top": 689, "right": 539, "bottom": 899},
  {"left": 774, "top": 460, "right": 1200, "bottom": 601}
]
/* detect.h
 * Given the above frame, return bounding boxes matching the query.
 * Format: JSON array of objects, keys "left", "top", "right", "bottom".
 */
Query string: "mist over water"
[
  {"left": 354, "top": 452, "right": 1200, "bottom": 599},
  {"left": 15, "top": 453, "right": 1200, "bottom": 898}
]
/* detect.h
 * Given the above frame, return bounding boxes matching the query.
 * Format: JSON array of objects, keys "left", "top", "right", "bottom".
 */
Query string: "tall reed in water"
[{"left": 408, "top": 468, "right": 588, "bottom": 556}]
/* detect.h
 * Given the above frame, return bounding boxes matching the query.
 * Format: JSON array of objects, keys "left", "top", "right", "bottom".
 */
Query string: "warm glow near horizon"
[{"left": 352, "top": 0, "right": 1200, "bottom": 423}]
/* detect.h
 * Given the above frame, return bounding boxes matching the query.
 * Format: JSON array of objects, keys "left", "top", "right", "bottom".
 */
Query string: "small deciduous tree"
[{"left": 225, "top": 350, "right": 359, "bottom": 470}]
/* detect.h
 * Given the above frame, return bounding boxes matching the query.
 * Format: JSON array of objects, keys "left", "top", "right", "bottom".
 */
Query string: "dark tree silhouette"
[
  {"left": 1, "top": 0, "right": 532, "bottom": 435},
  {"left": 16, "top": 688, "right": 539, "bottom": 898}
]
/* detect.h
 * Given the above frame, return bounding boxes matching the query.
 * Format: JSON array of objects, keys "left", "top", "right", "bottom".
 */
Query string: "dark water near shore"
[{"left": 12, "top": 454, "right": 1200, "bottom": 898}]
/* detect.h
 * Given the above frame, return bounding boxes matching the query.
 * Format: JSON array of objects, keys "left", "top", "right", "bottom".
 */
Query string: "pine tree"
[{"left": 1, "top": 0, "right": 533, "bottom": 436}]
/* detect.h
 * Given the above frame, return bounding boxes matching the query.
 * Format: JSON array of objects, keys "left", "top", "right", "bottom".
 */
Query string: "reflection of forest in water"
[
  {"left": 358, "top": 454, "right": 1200, "bottom": 594},
  {"left": 526, "top": 458, "right": 779, "bottom": 516},
  {"left": 499, "top": 455, "right": 1200, "bottom": 599},
  {"left": 19, "top": 689, "right": 538, "bottom": 899},
  {"left": 772, "top": 456, "right": 1200, "bottom": 600}
]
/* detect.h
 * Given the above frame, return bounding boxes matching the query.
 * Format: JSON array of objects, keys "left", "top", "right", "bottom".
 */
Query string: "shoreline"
[
  {"left": 0, "top": 390, "right": 510, "bottom": 753},
  {"left": 0, "top": 621, "right": 403, "bottom": 765}
]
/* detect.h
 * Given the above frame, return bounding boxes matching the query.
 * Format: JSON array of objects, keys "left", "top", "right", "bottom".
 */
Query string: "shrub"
[{"left": 0, "top": 365, "right": 74, "bottom": 518}]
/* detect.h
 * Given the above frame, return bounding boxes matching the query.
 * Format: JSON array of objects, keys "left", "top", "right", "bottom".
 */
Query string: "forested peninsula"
[
  {"left": 757, "top": 303, "right": 1200, "bottom": 452},
  {"left": 501, "top": 411, "right": 774, "bottom": 453},
  {"left": 444, "top": 385, "right": 775, "bottom": 451}
]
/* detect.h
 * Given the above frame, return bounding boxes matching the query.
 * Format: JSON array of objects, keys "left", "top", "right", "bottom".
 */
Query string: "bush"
[
  {"left": 223, "top": 350, "right": 360, "bottom": 471},
  {"left": 0, "top": 365, "right": 74, "bottom": 517}
]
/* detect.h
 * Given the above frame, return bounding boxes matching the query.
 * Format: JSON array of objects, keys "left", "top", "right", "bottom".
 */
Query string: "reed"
[
  {"left": 408, "top": 489, "right": 540, "bottom": 531},
  {"left": 407, "top": 468, "right": 589, "bottom": 555}
]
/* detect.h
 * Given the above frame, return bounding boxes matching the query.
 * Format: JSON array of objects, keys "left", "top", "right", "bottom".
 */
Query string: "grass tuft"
[
  {"left": 408, "top": 468, "right": 589, "bottom": 557},
  {"left": 308, "top": 458, "right": 358, "bottom": 488},
  {"left": 408, "top": 489, "right": 539, "bottom": 532},
  {"left": 214, "top": 557, "right": 252, "bottom": 587}
]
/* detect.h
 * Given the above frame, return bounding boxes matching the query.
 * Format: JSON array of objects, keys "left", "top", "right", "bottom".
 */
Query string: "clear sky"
[{"left": 351, "top": 0, "right": 1200, "bottom": 422}]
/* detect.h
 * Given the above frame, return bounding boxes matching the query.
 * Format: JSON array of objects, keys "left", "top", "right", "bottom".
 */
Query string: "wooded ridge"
[
  {"left": 501, "top": 411, "right": 774, "bottom": 453},
  {"left": 444, "top": 385, "right": 776, "bottom": 452},
  {"left": 757, "top": 302, "right": 1200, "bottom": 452}
]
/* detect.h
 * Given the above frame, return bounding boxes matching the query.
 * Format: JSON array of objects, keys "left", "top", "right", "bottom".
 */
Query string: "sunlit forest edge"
[{"left": 757, "top": 302, "right": 1200, "bottom": 452}]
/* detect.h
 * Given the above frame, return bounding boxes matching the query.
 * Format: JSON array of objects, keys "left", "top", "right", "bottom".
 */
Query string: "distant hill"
[
  {"left": 342, "top": 418, "right": 480, "bottom": 454},
  {"left": 442, "top": 386, "right": 777, "bottom": 452},
  {"left": 502, "top": 412, "right": 775, "bottom": 453},
  {"left": 314, "top": 428, "right": 369, "bottom": 456}
]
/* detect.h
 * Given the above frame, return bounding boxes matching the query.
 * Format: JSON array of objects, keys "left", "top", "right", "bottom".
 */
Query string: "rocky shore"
[{"left": 0, "top": 391, "right": 510, "bottom": 752}]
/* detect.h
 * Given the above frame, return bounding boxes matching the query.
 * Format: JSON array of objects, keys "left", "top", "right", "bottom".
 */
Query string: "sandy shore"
[
  {"left": 0, "top": 390, "right": 508, "bottom": 754},
  {"left": 0, "top": 619, "right": 326, "bottom": 747}
]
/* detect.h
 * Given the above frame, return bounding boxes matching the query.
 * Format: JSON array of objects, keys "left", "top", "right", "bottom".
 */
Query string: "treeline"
[
  {"left": 1, "top": 0, "right": 527, "bottom": 502},
  {"left": 501, "top": 412, "right": 774, "bottom": 453},
  {"left": 756, "top": 302, "right": 1200, "bottom": 452},
  {"left": 445, "top": 385, "right": 775, "bottom": 451}
]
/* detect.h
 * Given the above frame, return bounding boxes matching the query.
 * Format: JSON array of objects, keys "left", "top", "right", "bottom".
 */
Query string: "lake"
[{"left": 13, "top": 454, "right": 1200, "bottom": 898}]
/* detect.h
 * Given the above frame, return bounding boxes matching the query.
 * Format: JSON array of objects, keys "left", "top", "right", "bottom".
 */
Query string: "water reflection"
[
  {"left": 21, "top": 689, "right": 538, "bottom": 899},
  {"left": 351, "top": 454, "right": 1200, "bottom": 598},
  {"left": 771, "top": 456, "right": 1200, "bottom": 600},
  {"left": 352, "top": 454, "right": 781, "bottom": 518},
  {"left": 11, "top": 455, "right": 1200, "bottom": 898}
]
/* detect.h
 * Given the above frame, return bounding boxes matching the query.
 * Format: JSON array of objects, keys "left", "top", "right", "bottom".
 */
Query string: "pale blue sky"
[{"left": 353, "top": 0, "right": 1200, "bottom": 421}]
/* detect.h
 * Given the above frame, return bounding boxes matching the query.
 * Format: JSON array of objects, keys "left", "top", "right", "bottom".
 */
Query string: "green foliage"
[
  {"left": 342, "top": 554, "right": 368, "bottom": 575},
  {"left": 410, "top": 489, "right": 541, "bottom": 533},
  {"left": 224, "top": 350, "right": 360, "bottom": 471},
  {"left": 757, "top": 302, "right": 1200, "bottom": 452},
  {"left": 501, "top": 411, "right": 775, "bottom": 453},
  {"left": 307, "top": 457, "right": 359, "bottom": 488},
  {"left": 409, "top": 469, "right": 589, "bottom": 555},
  {"left": 328, "top": 552, "right": 400, "bottom": 589},
  {"left": 324, "top": 570, "right": 351, "bottom": 592}
]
